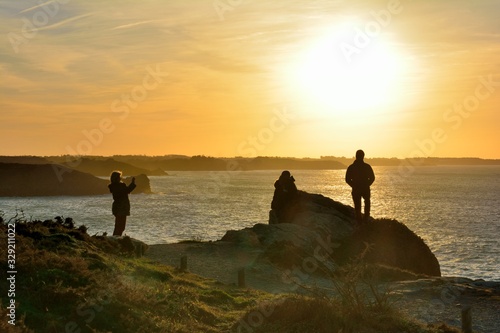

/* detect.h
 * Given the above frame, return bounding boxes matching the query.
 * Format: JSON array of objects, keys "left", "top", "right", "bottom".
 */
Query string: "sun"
[{"left": 289, "top": 23, "right": 407, "bottom": 116}]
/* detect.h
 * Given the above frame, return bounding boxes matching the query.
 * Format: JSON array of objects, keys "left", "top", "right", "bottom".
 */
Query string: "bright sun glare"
[{"left": 291, "top": 22, "right": 407, "bottom": 116}]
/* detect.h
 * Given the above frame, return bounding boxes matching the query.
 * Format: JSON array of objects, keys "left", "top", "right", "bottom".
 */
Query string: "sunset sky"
[{"left": 1, "top": 0, "right": 499, "bottom": 158}]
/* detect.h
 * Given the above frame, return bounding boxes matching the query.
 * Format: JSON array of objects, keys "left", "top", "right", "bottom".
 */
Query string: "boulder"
[
  {"left": 336, "top": 218, "right": 441, "bottom": 277},
  {"left": 221, "top": 191, "right": 441, "bottom": 279},
  {"left": 124, "top": 174, "right": 151, "bottom": 194}
]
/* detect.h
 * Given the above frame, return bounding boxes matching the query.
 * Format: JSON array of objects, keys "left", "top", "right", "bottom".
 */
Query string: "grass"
[
  {"left": 0, "top": 215, "right": 461, "bottom": 333},
  {"left": 235, "top": 296, "right": 462, "bottom": 333}
]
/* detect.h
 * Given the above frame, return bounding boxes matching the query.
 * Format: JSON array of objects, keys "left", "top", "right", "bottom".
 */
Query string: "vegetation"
[
  {"left": 236, "top": 295, "right": 461, "bottom": 333},
  {"left": 0, "top": 214, "right": 460, "bottom": 333},
  {"left": 241, "top": 242, "right": 460, "bottom": 333}
]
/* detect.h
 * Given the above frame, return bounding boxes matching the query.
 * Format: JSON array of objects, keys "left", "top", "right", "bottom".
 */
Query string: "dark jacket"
[
  {"left": 271, "top": 176, "right": 298, "bottom": 210},
  {"left": 108, "top": 181, "right": 136, "bottom": 216},
  {"left": 345, "top": 160, "right": 375, "bottom": 190}
]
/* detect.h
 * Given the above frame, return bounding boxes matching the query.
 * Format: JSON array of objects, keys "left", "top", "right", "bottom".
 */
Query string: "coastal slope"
[
  {"left": 1, "top": 216, "right": 481, "bottom": 333},
  {"left": 0, "top": 163, "right": 151, "bottom": 196}
]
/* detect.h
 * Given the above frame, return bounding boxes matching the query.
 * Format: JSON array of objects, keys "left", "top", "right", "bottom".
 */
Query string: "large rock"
[
  {"left": 123, "top": 174, "right": 151, "bottom": 194},
  {"left": 335, "top": 218, "right": 441, "bottom": 277},
  {"left": 221, "top": 191, "right": 441, "bottom": 278},
  {"left": 0, "top": 163, "right": 152, "bottom": 196}
]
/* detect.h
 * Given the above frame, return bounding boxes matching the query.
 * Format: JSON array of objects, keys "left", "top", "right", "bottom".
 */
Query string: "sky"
[{"left": 1, "top": 0, "right": 499, "bottom": 159}]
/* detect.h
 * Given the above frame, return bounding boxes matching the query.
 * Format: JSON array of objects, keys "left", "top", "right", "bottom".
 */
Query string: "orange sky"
[{"left": 1, "top": 0, "right": 499, "bottom": 158}]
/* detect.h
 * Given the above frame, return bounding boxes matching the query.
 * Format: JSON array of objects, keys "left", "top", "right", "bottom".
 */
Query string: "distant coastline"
[{"left": 1, "top": 155, "right": 499, "bottom": 173}]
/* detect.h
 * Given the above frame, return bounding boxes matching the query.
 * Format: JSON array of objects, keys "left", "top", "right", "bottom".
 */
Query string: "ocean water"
[{"left": 2, "top": 166, "right": 499, "bottom": 281}]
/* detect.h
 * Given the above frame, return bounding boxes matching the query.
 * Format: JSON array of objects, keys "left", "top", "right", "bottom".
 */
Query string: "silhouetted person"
[
  {"left": 345, "top": 150, "right": 375, "bottom": 223},
  {"left": 270, "top": 170, "right": 298, "bottom": 223},
  {"left": 108, "top": 171, "right": 136, "bottom": 236}
]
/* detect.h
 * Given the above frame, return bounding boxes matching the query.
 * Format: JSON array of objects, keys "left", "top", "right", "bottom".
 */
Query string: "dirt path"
[{"left": 146, "top": 242, "right": 292, "bottom": 293}]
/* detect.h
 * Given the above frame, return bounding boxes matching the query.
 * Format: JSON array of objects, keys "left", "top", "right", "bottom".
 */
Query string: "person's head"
[
  {"left": 280, "top": 170, "right": 291, "bottom": 178},
  {"left": 355, "top": 149, "right": 365, "bottom": 161},
  {"left": 279, "top": 170, "right": 294, "bottom": 182},
  {"left": 110, "top": 171, "right": 122, "bottom": 183}
]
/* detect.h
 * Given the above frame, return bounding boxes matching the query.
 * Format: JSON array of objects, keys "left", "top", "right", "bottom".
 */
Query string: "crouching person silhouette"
[
  {"left": 270, "top": 170, "right": 298, "bottom": 224},
  {"left": 108, "top": 171, "right": 136, "bottom": 236},
  {"left": 345, "top": 150, "right": 375, "bottom": 223}
]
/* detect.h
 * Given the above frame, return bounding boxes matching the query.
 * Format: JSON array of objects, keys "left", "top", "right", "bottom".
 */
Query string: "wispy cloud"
[
  {"left": 36, "top": 13, "right": 95, "bottom": 32},
  {"left": 111, "top": 20, "right": 158, "bottom": 30},
  {"left": 18, "top": 0, "right": 59, "bottom": 14}
]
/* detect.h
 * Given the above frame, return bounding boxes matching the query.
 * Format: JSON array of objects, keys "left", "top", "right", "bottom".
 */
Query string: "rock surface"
[
  {"left": 123, "top": 174, "right": 152, "bottom": 194},
  {"left": 390, "top": 277, "right": 500, "bottom": 333},
  {"left": 0, "top": 163, "right": 152, "bottom": 196},
  {"left": 221, "top": 191, "right": 441, "bottom": 278}
]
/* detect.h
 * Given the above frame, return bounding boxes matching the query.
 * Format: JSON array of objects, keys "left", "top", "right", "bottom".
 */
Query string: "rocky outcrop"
[
  {"left": 123, "top": 174, "right": 152, "bottom": 194},
  {"left": 336, "top": 218, "right": 441, "bottom": 277},
  {"left": 0, "top": 163, "right": 151, "bottom": 196},
  {"left": 221, "top": 191, "right": 441, "bottom": 279}
]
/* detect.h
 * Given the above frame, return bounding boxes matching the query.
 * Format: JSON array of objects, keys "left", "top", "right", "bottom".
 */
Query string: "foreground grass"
[{"left": 0, "top": 216, "right": 460, "bottom": 333}]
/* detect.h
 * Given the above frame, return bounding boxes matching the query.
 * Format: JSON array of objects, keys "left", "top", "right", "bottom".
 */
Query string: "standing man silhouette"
[{"left": 345, "top": 150, "right": 375, "bottom": 223}]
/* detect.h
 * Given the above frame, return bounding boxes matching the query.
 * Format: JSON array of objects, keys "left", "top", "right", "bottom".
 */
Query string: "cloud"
[
  {"left": 35, "top": 12, "right": 94, "bottom": 32},
  {"left": 1, "top": 0, "right": 500, "bottom": 157},
  {"left": 18, "top": 0, "right": 59, "bottom": 14},
  {"left": 110, "top": 20, "right": 159, "bottom": 30}
]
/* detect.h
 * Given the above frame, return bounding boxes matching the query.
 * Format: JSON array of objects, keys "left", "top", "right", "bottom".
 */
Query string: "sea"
[{"left": 1, "top": 166, "right": 499, "bottom": 281}]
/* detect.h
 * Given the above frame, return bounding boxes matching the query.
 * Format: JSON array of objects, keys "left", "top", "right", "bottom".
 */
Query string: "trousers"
[
  {"left": 352, "top": 187, "right": 371, "bottom": 221},
  {"left": 113, "top": 215, "right": 127, "bottom": 236}
]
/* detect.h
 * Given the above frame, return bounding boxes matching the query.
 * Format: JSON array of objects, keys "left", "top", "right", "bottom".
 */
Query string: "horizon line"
[{"left": 1, "top": 154, "right": 500, "bottom": 161}]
